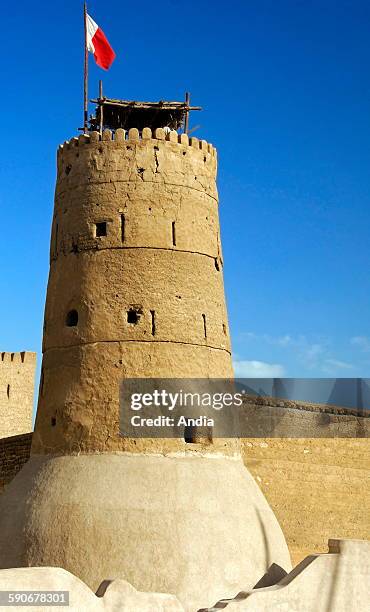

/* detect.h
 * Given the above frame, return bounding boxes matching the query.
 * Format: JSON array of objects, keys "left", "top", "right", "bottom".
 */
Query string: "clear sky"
[{"left": 1, "top": 0, "right": 370, "bottom": 391}]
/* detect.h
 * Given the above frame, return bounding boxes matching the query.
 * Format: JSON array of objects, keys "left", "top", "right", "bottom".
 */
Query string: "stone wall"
[
  {"left": 241, "top": 395, "right": 370, "bottom": 566},
  {"left": 0, "top": 352, "right": 36, "bottom": 439},
  {"left": 0, "top": 433, "right": 32, "bottom": 491}
]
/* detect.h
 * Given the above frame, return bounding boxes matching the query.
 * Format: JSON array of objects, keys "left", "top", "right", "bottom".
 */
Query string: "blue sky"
[{"left": 1, "top": 0, "right": 370, "bottom": 388}]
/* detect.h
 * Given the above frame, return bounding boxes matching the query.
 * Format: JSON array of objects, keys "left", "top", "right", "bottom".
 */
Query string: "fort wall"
[
  {"left": 241, "top": 395, "right": 370, "bottom": 566},
  {"left": 0, "top": 352, "right": 36, "bottom": 439},
  {"left": 0, "top": 433, "right": 32, "bottom": 491}
]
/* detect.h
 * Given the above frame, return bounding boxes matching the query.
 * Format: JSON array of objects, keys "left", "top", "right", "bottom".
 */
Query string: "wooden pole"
[
  {"left": 184, "top": 91, "right": 190, "bottom": 134},
  {"left": 99, "top": 80, "right": 104, "bottom": 136},
  {"left": 83, "top": 2, "right": 89, "bottom": 133}
]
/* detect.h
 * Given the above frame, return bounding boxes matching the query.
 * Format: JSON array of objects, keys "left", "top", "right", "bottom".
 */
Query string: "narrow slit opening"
[
  {"left": 202, "top": 314, "right": 207, "bottom": 339},
  {"left": 172, "top": 221, "right": 176, "bottom": 247},
  {"left": 6, "top": 384, "right": 10, "bottom": 399},
  {"left": 121, "top": 214, "right": 125, "bottom": 243},
  {"left": 150, "top": 310, "right": 156, "bottom": 336}
]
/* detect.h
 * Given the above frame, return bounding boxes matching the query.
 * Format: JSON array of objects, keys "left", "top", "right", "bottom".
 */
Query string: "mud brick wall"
[
  {"left": 241, "top": 395, "right": 370, "bottom": 566},
  {"left": 0, "top": 352, "right": 36, "bottom": 438},
  {"left": 0, "top": 433, "right": 32, "bottom": 491}
]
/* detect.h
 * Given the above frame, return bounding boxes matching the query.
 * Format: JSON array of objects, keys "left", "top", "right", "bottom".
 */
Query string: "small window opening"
[
  {"left": 222, "top": 323, "right": 227, "bottom": 335},
  {"left": 172, "top": 221, "right": 176, "bottom": 247},
  {"left": 214, "top": 258, "right": 220, "bottom": 271},
  {"left": 7, "top": 384, "right": 10, "bottom": 399},
  {"left": 65, "top": 164, "right": 72, "bottom": 175},
  {"left": 120, "top": 214, "right": 125, "bottom": 243},
  {"left": 51, "top": 417, "right": 56, "bottom": 427},
  {"left": 150, "top": 310, "right": 156, "bottom": 336},
  {"left": 184, "top": 425, "right": 197, "bottom": 443},
  {"left": 66, "top": 309, "right": 78, "bottom": 327},
  {"left": 202, "top": 314, "right": 207, "bottom": 339},
  {"left": 184, "top": 424, "right": 212, "bottom": 444},
  {"left": 127, "top": 308, "right": 141, "bottom": 325},
  {"left": 95, "top": 222, "right": 107, "bottom": 237}
]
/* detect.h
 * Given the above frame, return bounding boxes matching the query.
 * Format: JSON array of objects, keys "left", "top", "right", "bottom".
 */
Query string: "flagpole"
[{"left": 83, "top": 1, "right": 88, "bottom": 133}]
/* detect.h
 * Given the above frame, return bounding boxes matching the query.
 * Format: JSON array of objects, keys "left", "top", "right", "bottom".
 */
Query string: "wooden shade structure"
[{"left": 89, "top": 84, "right": 201, "bottom": 134}]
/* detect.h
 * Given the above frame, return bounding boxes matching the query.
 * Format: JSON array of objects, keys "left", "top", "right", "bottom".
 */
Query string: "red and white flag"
[{"left": 86, "top": 13, "right": 116, "bottom": 70}]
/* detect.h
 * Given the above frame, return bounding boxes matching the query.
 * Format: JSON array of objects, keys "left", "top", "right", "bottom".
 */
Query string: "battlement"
[
  {"left": 0, "top": 352, "right": 35, "bottom": 440},
  {"left": 0, "top": 352, "right": 36, "bottom": 366},
  {"left": 58, "top": 128, "right": 217, "bottom": 158},
  {"left": 55, "top": 126, "right": 219, "bottom": 204}
]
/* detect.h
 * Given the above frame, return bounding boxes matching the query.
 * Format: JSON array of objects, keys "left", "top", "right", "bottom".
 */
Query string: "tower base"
[{"left": 0, "top": 453, "right": 291, "bottom": 611}]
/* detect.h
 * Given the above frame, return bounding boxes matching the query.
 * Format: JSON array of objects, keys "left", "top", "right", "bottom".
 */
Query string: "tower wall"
[
  {"left": 32, "top": 129, "right": 234, "bottom": 455},
  {"left": 0, "top": 352, "right": 35, "bottom": 439}
]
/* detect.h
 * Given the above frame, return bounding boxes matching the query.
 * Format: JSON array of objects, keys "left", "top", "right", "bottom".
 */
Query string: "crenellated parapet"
[
  {"left": 0, "top": 352, "right": 36, "bottom": 440},
  {"left": 55, "top": 129, "right": 218, "bottom": 203},
  {"left": 0, "top": 352, "right": 36, "bottom": 366},
  {"left": 57, "top": 128, "right": 217, "bottom": 156}
]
